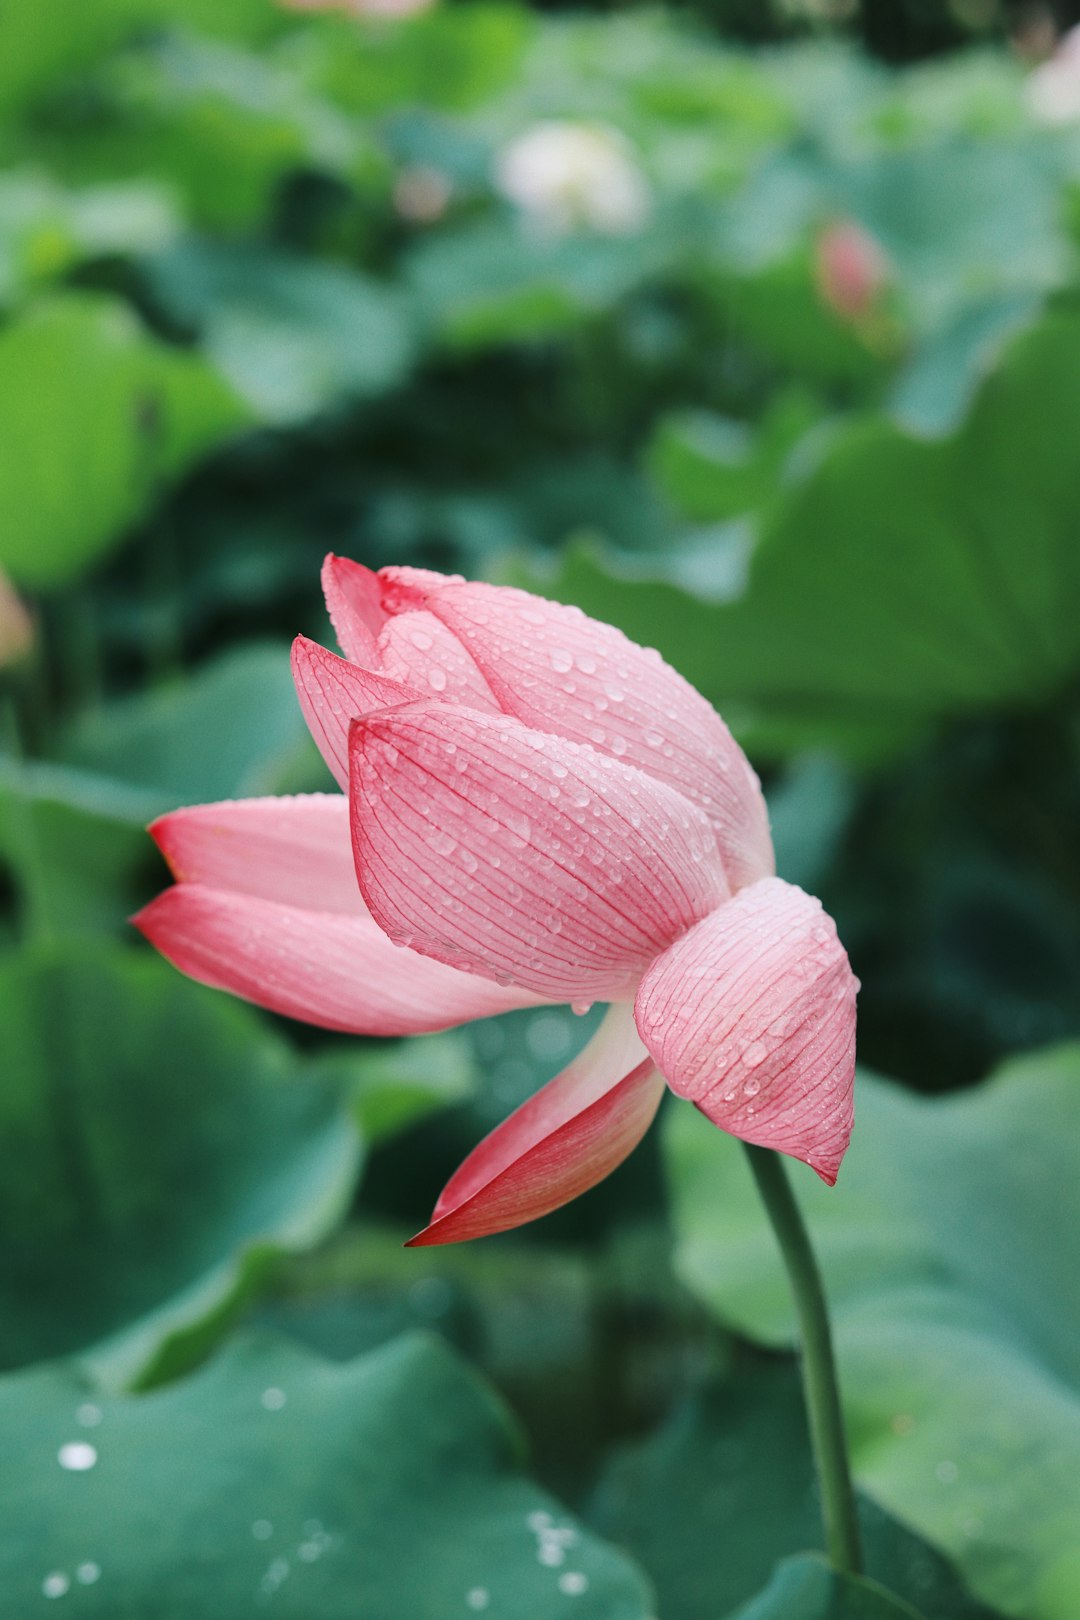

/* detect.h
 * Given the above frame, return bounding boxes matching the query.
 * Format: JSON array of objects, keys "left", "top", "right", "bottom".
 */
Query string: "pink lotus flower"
[{"left": 135, "top": 561, "right": 857, "bottom": 1244}]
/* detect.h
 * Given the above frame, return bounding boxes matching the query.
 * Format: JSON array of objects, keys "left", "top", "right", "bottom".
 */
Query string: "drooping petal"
[
  {"left": 133, "top": 884, "right": 545, "bottom": 1036},
  {"left": 150, "top": 794, "right": 363, "bottom": 914},
  {"left": 291, "top": 635, "right": 419, "bottom": 787},
  {"left": 407, "top": 1003, "right": 665, "bottom": 1245},
  {"left": 320, "top": 554, "right": 386, "bottom": 664},
  {"left": 381, "top": 571, "right": 774, "bottom": 890},
  {"left": 376, "top": 611, "right": 501, "bottom": 711},
  {"left": 350, "top": 703, "right": 728, "bottom": 1002},
  {"left": 634, "top": 877, "right": 857, "bottom": 1184}
]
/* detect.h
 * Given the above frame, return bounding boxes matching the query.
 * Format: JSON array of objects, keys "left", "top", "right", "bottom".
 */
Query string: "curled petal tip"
[{"left": 407, "top": 1005, "right": 665, "bottom": 1246}]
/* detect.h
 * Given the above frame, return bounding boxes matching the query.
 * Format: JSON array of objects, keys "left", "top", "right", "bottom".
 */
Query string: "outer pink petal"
[
  {"left": 381, "top": 572, "right": 774, "bottom": 891},
  {"left": 291, "top": 635, "right": 420, "bottom": 787},
  {"left": 407, "top": 1003, "right": 665, "bottom": 1245},
  {"left": 150, "top": 794, "right": 364, "bottom": 914},
  {"left": 320, "top": 554, "right": 386, "bottom": 664},
  {"left": 350, "top": 702, "right": 728, "bottom": 1002},
  {"left": 133, "top": 884, "right": 545, "bottom": 1036},
  {"left": 635, "top": 877, "right": 857, "bottom": 1184},
  {"left": 376, "top": 610, "right": 501, "bottom": 711}
]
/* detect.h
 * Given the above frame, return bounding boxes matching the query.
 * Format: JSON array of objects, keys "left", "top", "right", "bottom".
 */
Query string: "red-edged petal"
[
  {"left": 381, "top": 571, "right": 774, "bottom": 891},
  {"left": 320, "top": 554, "right": 386, "bottom": 664},
  {"left": 150, "top": 794, "right": 363, "bottom": 914},
  {"left": 133, "top": 884, "right": 545, "bottom": 1036},
  {"left": 376, "top": 610, "right": 501, "bottom": 711},
  {"left": 291, "top": 634, "right": 420, "bottom": 787},
  {"left": 350, "top": 703, "right": 728, "bottom": 1002},
  {"left": 407, "top": 1004, "right": 665, "bottom": 1245},
  {"left": 635, "top": 877, "right": 858, "bottom": 1184}
]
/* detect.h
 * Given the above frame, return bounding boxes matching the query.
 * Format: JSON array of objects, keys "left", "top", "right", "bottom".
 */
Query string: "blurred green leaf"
[
  {"left": 305, "top": 3, "right": 533, "bottom": 117},
  {"left": 0, "top": 294, "right": 248, "bottom": 589},
  {"left": 730, "top": 1558, "right": 925, "bottom": 1620},
  {"left": 0, "top": 646, "right": 320, "bottom": 938},
  {"left": 0, "top": 1330, "right": 654, "bottom": 1616},
  {"left": 408, "top": 218, "right": 670, "bottom": 349},
  {"left": 649, "top": 392, "right": 822, "bottom": 523},
  {"left": 665, "top": 1045, "right": 1080, "bottom": 1620},
  {"left": 544, "top": 315, "right": 1080, "bottom": 761},
  {"left": 31, "top": 33, "right": 363, "bottom": 232},
  {"left": 0, "top": 943, "right": 362, "bottom": 1389},
  {"left": 349, "top": 1032, "right": 477, "bottom": 1144},
  {"left": 147, "top": 240, "right": 415, "bottom": 421},
  {"left": 61, "top": 642, "right": 317, "bottom": 804},
  {"left": 591, "top": 1358, "right": 1000, "bottom": 1620}
]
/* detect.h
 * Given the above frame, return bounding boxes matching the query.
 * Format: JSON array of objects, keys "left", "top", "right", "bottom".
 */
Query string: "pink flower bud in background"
[
  {"left": 0, "top": 570, "right": 32, "bottom": 670},
  {"left": 281, "top": 0, "right": 435, "bottom": 20},
  {"left": 393, "top": 166, "right": 453, "bottom": 225},
  {"left": 135, "top": 562, "right": 858, "bottom": 1245},
  {"left": 814, "top": 219, "right": 889, "bottom": 322}
]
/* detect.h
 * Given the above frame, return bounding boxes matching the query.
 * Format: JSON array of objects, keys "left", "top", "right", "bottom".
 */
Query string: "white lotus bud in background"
[
  {"left": 1027, "top": 25, "right": 1080, "bottom": 124},
  {"left": 494, "top": 121, "right": 650, "bottom": 236}
]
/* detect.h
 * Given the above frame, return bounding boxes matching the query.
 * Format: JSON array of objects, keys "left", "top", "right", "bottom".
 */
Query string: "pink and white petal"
[
  {"left": 133, "top": 884, "right": 546, "bottom": 1036},
  {"left": 380, "top": 572, "right": 774, "bottom": 891},
  {"left": 377, "top": 611, "right": 501, "bottom": 711},
  {"left": 350, "top": 703, "right": 728, "bottom": 1002},
  {"left": 150, "top": 793, "right": 363, "bottom": 915},
  {"left": 320, "top": 554, "right": 387, "bottom": 664},
  {"left": 635, "top": 877, "right": 858, "bottom": 1184},
  {"left": 407, "top": 1003, "right": 665, "bottom": 1245},
  {"left": 291, "top": 635, "right": 421, "bottom": 788}
]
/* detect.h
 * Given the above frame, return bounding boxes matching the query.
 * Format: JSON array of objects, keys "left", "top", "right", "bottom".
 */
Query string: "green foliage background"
[{"left": 1, "top": 0, "right": 1079, "bottom": 1614}]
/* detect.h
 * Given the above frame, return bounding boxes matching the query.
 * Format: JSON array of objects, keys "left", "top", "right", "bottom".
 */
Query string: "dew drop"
[
  {"left": 558, "top": 1572, "right": 589, "bottom": 1595},
  {"left": 571, "top": 1000, "right": 593, "bottom": 1017},
  {"left": 549, "top": 650, "right": 573, "bottom": 674},
  {"left": 58, "top": 1443, "right": 97, "bottom": 1472},
  {"left": 428, "top": 667, "right": 448, "bottom": 692},
  {"left": 75, "top": 1564, "right": 100, "bottom": 1587},
  {"left": 42, "top": 1573, "right": 70, "bottom": 1599},
  {"left": 743, "top": 1041, "right": 767, "bottom": 1069}
]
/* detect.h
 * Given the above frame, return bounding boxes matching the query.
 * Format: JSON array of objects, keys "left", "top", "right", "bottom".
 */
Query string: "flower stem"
[{"left": 742, "top": 1142, "right": 862, "bottom": 1576}]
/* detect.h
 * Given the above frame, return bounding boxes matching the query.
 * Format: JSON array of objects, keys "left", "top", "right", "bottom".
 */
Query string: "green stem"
[{"left": 742, "top": 1142, "right": 862, "bottom": 1576}]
